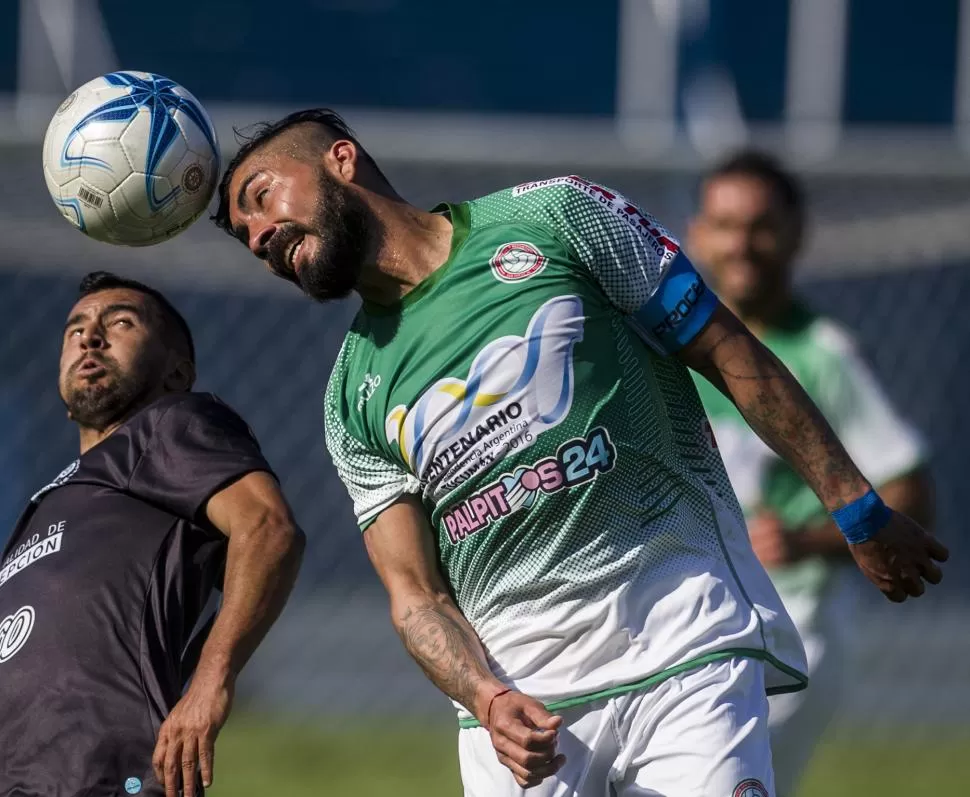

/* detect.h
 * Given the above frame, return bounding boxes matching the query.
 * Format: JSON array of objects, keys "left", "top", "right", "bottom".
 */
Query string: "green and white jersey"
[
  {"left": 325, "top": 176, "right": 807, "bottom": 724},
  {"left": 693, "top": 304, "right": 926, "bottom": 610}
]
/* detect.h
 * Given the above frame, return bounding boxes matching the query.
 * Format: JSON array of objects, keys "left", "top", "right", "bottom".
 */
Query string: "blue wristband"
[{"left": 831, "top": 489, "right": 892, "bottom": 544}]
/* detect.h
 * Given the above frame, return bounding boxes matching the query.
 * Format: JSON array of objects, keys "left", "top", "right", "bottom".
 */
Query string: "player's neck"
[
  {"left": 75, "top": 388, "right": 169, "bottom": 454},
  {"left": 356, "top": 200, "right": 455, "bottom": 306}
]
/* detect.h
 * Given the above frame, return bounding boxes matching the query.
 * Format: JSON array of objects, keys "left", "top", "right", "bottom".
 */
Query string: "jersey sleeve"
[
  {"left": 520, "top": 176, "right": 718, "bottom": 354},
  {"left": 815, "top": 323, "right": 927, "bottom": 487},
  {"left": 129, "top": 393, "right": 274, "bottom": 523},
  {"left": 324, "top": 352, "right": 421, "bottom": 532}
]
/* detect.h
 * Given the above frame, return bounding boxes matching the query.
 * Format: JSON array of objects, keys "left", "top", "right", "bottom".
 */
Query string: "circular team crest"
[
  {"left": 490, "top": 241, "right": 547, "bottom": 283},
  {"left": 0, "top": 606, "right": 35, "bottom": 663},
  {"left": 733, "top": 779, "right": 769, "bottom": 797}
]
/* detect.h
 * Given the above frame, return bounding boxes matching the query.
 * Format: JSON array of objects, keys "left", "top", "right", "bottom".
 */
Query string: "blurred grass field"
[{"left": 210, "top": 713, "right": 970, "bottom": 796}]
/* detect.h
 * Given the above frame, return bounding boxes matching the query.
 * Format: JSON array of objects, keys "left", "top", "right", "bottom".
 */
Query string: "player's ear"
[
  {"left": 164, "top": 358, "right": 195, "bottom": 392},
  {"left": 330, "top": 140, "right": 358, "bottom": 182}
]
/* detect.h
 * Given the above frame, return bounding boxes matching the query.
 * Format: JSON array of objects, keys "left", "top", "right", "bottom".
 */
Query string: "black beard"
[
  {"left": 297, "top": 172, "right": 375, "bottom": 303},
  {"left": 62, "top": 356, "right": 147, "bottom": 432}
]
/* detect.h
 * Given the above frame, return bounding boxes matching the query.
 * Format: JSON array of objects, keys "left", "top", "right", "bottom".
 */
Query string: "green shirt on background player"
[
  {"left": 686, "top": 150, "right": 934, "bottom": 797},
  {"left": 692, "top": 303, "right": 926, "bottom": 608},
  {"left": 215, "top": 110, "right": 946, "bottom": 794}
]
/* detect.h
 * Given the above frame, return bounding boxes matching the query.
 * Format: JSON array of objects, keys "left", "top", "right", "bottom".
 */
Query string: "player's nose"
[
  {"left": 79, "top": 327, "right": 105, "bottom": 350},
  {"left": 249, "top": 223, "right": 277, "bottom": 259}
]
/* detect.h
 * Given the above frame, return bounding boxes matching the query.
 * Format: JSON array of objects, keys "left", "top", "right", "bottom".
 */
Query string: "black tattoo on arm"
[
  {"left": 397, "top": 600, "right": 496, "bottom": 714},
  {"left": 687, "top": 316, "right": 869, "bottom": 510}
]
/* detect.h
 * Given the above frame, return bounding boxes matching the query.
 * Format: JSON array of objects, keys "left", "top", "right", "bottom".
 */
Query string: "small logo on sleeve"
[
  {"left": 490, "top": 242, "right": 546, "bottom": 283},
  {"left": 733, "top": 779, "right": 769, "bottom": 797},
  {"left": 124, "top": 777, "right": 142, "bottom": 794}
]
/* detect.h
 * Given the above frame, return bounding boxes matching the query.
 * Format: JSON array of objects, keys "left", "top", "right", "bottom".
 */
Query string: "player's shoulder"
[
  {"left": 482, "top": 174, "right": 623, "bottom": 206},
  {"left": 140, "top": 391, "right": 256, "bottom": 438},
  {"left": 325, "top": 321, "right": 366, "bottom": 397},
  {"left": 466, "top": 174, "right": 628, "bottom": 223},
  {"left": 324, "top": 323, "right": 371, "bottom": 433}
]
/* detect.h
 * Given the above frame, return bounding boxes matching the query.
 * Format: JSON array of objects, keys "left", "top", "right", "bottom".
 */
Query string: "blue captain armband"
[{"left": 632, "top": 252, "right": 719, "bottom": 354}]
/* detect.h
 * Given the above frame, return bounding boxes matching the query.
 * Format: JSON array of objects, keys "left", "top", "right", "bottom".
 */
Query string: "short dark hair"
[
  {"left": 77, "top": 271, "right": 195, "bottom": 363},
  {"left": 705, "top": 149, "right": 805, "bottom": 226},
  {"left": 211, "top": 107, "right": 382, "bottom": 236}
]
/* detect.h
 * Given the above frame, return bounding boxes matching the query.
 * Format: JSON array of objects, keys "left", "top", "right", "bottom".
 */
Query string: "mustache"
[{"left": 265, "top": 223, "right": 306, "bottom": 284}]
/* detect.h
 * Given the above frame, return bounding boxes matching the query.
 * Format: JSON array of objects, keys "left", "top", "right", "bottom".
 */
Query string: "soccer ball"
[{"left": 42, "top": 71, "right": 220, "bottom": 246}]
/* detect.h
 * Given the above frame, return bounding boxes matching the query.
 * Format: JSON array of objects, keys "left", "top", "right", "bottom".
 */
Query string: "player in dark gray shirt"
[{"left": 0, "top": 271, "right": 305, "bottom": 797}]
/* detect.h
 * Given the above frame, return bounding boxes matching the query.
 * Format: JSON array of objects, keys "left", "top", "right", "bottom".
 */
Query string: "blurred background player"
[
  {"left": 687, "top": 151, "right": 935, "bottom": 797},
  {"left": 215, "top": 109, "right": 945, "bottom": 796},
  {"left": 0, "top": 271, "right": 305, "bottom": 797}
]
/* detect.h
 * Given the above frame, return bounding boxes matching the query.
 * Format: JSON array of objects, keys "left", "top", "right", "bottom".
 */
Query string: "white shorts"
[{"left": 459, "top": 656, "right": 776, "bottom": 797}]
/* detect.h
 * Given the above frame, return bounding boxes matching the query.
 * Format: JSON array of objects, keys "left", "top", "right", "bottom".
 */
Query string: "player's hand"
[
  {"left": 152, "top": 668, "right": 235, "bottom": 797},
  {"left": 849, "top": 510, "right": 949, "bottom": 602},
  {"left": 748, "top": 511, "right": 802, "bottom": 567},
  {"left": 487, "top": 690, "right": 566, "bottom": 789}
]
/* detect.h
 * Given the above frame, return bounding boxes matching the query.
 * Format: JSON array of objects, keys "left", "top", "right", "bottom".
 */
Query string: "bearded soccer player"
[
  {"left": 0, "top": 272, "right": 304, "bottom": 797},
  {"left": 214, "top": 109, "right": 946, "bottom": 797},
  {"left": 686, "top": 151, "right": 935, "bottom": 796}
]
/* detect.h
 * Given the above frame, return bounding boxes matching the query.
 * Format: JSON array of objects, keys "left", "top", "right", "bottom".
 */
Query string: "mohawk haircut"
[
  {"left": 705, "top": 149, "right": 805, "bottom": 227},
  {"left": 77, "top": 271, "right": 195, "bottom": 363},
  {"left": 211, "top": 108, "right": 385, "bottom": 236}
]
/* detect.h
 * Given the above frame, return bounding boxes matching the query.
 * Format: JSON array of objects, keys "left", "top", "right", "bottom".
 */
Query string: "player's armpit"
[{"left": 364, "top": 497, "right": 507, "bottom": 723}]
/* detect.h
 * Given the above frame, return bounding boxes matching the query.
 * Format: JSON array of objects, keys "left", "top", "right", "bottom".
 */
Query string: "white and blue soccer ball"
[{"left": 42, "top": 71, "right": 220, "bottom": 246}]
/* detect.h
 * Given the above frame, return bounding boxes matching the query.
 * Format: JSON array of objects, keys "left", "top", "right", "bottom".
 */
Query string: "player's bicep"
[
  {"left": 204, "top": 470, "right": 298, "bottom": 539},
  {"left": 363, "top": 496, "right": 449, "bottom": 600},
  {"left": 627, "top": 251, "right": 720, "bottom": 355},
  {"left": 674, "top": 302, "right": 744, "bottom": 393}
]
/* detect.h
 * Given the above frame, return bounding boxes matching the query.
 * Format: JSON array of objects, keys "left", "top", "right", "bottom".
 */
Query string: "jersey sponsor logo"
[
  {"left": 733, "top": 779, "right": 769, "bottom": 797},
  {"left": 511, "top": 174, "right": 680, "bottom": 262},
  {"left": 490, "top": 241, "right": 547, "bottom": 283},
  {"left": 443, "top": 427, "right": 616, "bottom": 543},
  {"left": 0, "top": 524, "right": 65, "bottom": 587},
  {"left": 385, "top": 295, "right": 585, "bottom": 495},
  {"left": 357, "top": 373, "right": 382, "bottom": 411},
  {"left": 30, "top": 460, "right": 79, "bottom": 503},
  {"left": 0, "top": 605, "right": 35, "bottom": 663}
]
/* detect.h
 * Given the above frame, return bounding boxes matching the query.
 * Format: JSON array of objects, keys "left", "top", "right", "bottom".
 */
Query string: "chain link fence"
[{"left": 1, "top": 144, "right": 968, "bottom": 793}]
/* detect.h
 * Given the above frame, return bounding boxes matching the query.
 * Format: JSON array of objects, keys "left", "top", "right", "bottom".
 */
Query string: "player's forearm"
[
  {"left": 392, "top": 590, "right": 506, "bottom": 723},
  {"left": 685, "top": 312, "right": 869, "bottom": 511},
  {"left": 195, "top": 515, "right": 305, "bottom": 682}
]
